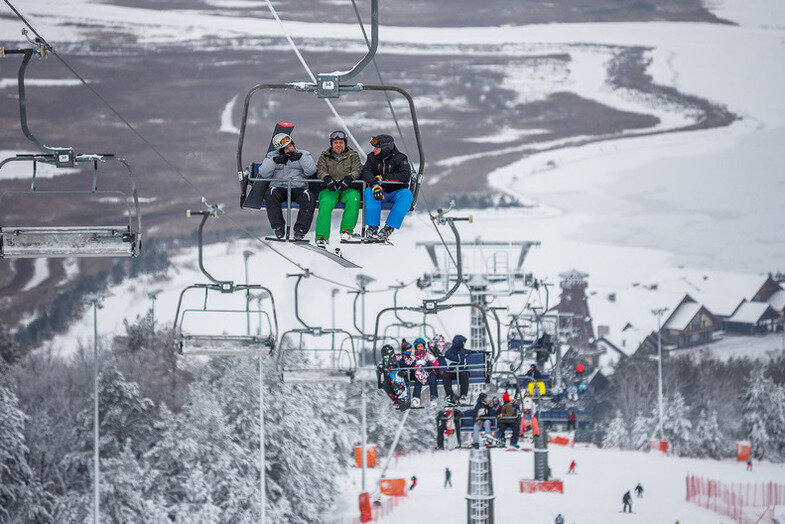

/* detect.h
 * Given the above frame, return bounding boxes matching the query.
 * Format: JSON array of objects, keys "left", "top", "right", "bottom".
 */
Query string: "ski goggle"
[
  {"left": 274, "top": 135, "right": 292, "bottom": 148},
  {"left": 330, "top": 131, "right": 347, "bottom": 141},
  {"left": 369, "top": 136, "right": 380, "bottom": 146}
]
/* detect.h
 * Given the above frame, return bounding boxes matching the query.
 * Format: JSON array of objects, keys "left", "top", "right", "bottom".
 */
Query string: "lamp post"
[
  {"left": 243, "top": 250, "right": 254, "bottom": 336},
  {"left": 89, "top": 297, "right": 104, "bottom": 524},
  {"left": 147, "top": 290, "right": 161, "bottom": 343},
  {"left": 651, "top": 307, "right": 669, "bottom": 440}
]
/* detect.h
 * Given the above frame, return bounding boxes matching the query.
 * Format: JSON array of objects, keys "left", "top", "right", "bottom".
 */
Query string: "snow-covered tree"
[
  {"left": 602, "top": 411, "right": 630, "bottom": 449},
  {"left": 631, "top": 410, "right": 657, "bottom": 451},
  {"left": 742, "top": 368, "right": 784, "bottom": 459},
  {"left": 691, "top": 409, "right": 726, "bottom": 459},
  {"left": 0, "top": 383, "right": 51, "bottom": 521},
  {"left": 662, "top": 392, "right": 692, "bottom": 455}
]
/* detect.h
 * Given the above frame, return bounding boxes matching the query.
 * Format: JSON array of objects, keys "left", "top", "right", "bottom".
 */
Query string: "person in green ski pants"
[{"left": 314, "top": 130, "right": 362, "bottom": 246}]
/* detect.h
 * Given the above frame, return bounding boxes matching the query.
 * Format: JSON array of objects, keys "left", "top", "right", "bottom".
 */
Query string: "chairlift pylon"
[
  {"left": 173, "top": 208, "right": 278, "bottom": 357},
  {"left": 0, "top": 43, "right": 141, "bottom": 259}
]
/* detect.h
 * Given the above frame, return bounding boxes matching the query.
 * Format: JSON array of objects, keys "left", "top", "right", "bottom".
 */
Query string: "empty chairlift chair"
[{"left": 173, "top": 209, "right": 278, "bottom": 357}]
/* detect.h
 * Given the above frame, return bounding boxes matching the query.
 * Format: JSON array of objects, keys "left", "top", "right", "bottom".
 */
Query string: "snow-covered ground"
[{"left": 341, "top": 445, "right": 785, "bottom": 523}]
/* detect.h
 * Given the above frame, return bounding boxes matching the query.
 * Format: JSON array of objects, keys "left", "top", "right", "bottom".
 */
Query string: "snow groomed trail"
[{"left": 344, "top": 444, "right": 785, "bottom": 523}]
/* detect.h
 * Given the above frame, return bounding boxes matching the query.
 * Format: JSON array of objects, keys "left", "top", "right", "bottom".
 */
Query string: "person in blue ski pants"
[{"left": 361, "top": 134, "right": 413, "bottom": 241}]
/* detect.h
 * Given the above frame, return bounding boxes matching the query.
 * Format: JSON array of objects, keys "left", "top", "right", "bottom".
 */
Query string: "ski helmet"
[
  {"left": 381, "top": 344, "right": 396, "bottom": 366},
  {"left": 272, "top": 133, "right": 292, "bottom": 152},
  {"left": 413, "top": 337, "right": 427, "bottom": 352},
  {"left": 369, "top": 134, "right": 394, "bottom": 156},
  {"left": 329, "top": 130, "right": 347, "bottom": 146},
  {"left": 400, "top": 339, "right": 412, "bottom": 354}
]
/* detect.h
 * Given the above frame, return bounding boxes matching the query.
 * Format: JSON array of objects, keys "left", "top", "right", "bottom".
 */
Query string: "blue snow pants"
[{"left": 363, "top": 187, "right": 414, "bottom": 229}]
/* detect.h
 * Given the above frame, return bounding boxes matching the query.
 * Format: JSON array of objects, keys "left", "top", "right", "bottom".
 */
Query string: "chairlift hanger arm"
[
  {"left": 317, "top": 0, "right": 378, "bottom": 85},
  {"left": 186, "top": 209, "right": 233, "bottom": 288}
]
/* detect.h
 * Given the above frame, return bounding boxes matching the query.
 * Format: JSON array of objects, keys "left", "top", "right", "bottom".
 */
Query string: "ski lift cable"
[
  {"left": 2, "top": 0, "right": 362, "bottom": 291},
  {"left": 262, "top": 0, "right": 366, "bottom": 160},
  {"left": 344, "top": 1, "right": 464, "bottom": 277}
]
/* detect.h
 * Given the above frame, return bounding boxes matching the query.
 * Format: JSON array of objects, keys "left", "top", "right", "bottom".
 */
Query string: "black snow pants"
[
  {"left": 443, "top": 367, "right": 469, "bottom": 399},
  {"left": 498, "top": 419, "right": 519, "bottom": 446},
  {"left": 264, "top": 186, "right": 316, "bottom": 232}
]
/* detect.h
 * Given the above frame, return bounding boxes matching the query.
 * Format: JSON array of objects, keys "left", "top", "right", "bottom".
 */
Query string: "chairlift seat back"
[
  {"left": 434, "top": 351, "right": 488, "bottom": 387},
  {"left": 282, "top": 368, "right": 354, "bottom": 383},
  {"left": 0, "top": 225, "right": 139, "bottom": 258},
  {"left": 178, "top": 334, "right": 272, "bottom": 357}
]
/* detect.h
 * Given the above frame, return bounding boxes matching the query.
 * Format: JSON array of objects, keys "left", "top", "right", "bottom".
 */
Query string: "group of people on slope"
[
  {"left": 436, "top": 390, "right": 540, "bottom": 449},
  {"left": 378, "top": 334, "right": 483, "bottom": 410},
  {"left": 259, "top": 130, "right": 413, "bottom": 244}
]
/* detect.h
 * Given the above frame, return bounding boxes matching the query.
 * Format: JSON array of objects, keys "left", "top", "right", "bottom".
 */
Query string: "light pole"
[
  {"left": 147, "top": 290, "right": 161, "bottom": 343},
  {"left": 651, "top": 307, "right": 669, "bottom": 440},
  {"left": 259, "top": 355, "right": 266, "bottom": 524},
  {"left": 243, "top": 250, "right": 254, "bottom": 336},
  {"left": 90, "top": 297, "right": 104, "bottom": 524},
  {"left": 356, "top": 275, "right": 375, "bottom": 366}
]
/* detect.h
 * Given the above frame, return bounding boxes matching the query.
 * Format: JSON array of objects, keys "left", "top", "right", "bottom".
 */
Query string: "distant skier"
[
  {"left": 378, "top": 344, "right": 410, "bottom": 411},
  {"left": 622, "top": 490, "right": 633, "bottom": 513},
  {"left": 747, "top": 457, "right": 753, "bottom": 471},
  {"left": 568, "top": 460, "right": 577, "bottom": 474},
  {"left": 635, "top": 483, "right": 644, "bottom": 498},
  {"left": 567, "top": 410, "right": 577, "bottom": 431},
  {"left": 409, "top": 476, "right": 417, "bottom": 491},
  {"left": 444, "top": 467, "right": 452, "bottom": 488},
  {"left": 554, "top": 515, "right": 565, "bottom": 524}
]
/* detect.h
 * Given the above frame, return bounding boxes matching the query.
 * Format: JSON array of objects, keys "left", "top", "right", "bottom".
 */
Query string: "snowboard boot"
[{"left": 411, "top": 397, "right": 421, "bottom": 408}]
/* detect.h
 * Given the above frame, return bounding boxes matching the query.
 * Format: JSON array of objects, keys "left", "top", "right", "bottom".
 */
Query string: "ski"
[{"left": 291, "top": 240, "right": 361, "bottom": 269}]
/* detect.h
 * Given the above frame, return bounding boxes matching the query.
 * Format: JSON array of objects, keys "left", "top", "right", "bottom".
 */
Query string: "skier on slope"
[
  {"left": 635, "top": 483, "right": 643, "bottom": 497},
  {"left": 314, "top": 130, "right": 362, "bottom": 246},
  {"left": 361, "top": 134, "right": 413, "bottom": 241},
  {"left": 259, "top": 132, "right": 317, "bottom": 240},
  {"left": 378, "top": 344, "right": 410, "bottom": 411},
  {"left": 568, "top": 460, "right": 577, "bottom": 474},
  {"left": 411, "top": 337, "right": 439, "bottom": 407},
  {"left": 444, "top": 467, "right": 452, "bottom": 488},
  {"left": 622, "top": 490, "right": 633, "bottom": 513}
]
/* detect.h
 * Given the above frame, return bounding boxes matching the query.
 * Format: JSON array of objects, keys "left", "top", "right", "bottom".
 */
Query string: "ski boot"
[
  {"left": 377, "top": 225, "right": 394, "bottom": 241},
  {"left": 364, "top": 225, "right": 379, "bottom": 241},
  {"left": 293, "top": 227, "right": 307, "bottom": 241},
  {"left": 340, "top": 230, "right": 353, "bottom": 242},
  {"left": 275, "top": 226, "right": 286, "bottom": 240},
  {"left": 315, "top": 237, "right": 328, "bottom": 248}
]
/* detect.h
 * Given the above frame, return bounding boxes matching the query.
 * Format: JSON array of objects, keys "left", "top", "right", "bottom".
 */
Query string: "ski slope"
[{"left": 341, "top": 445, "right": 785, "bottom": 523}]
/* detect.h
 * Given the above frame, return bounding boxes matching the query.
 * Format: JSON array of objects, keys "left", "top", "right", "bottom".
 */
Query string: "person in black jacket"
[
  {"left": 361, "top": 134, "right": 413, "bottom": 241},
  {"left": 471, "top": 393, "right": 495, "bottom": 448},
  {"left": 441, "top": 334, "right": 473, "bottom": 404},
  {"left": 622, "top": 490, "right": 633, "bottom": 513}
]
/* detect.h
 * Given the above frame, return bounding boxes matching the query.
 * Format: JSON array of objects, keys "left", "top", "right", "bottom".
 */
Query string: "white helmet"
[{"left": 272, "top": 133, "right": 292, "bottom": 150}]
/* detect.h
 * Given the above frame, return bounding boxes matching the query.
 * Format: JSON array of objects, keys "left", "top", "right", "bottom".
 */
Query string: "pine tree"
[
  {"left": 631, "top": 411, "right": 656, "bottom": 450},
  {"left": 602, "top": 411, "right": 630, "bottom": 449},
  {"left": 0, "top": 383, "right": 51, "bottom": 521},
  {"left": 691, "top": 409, "right": 726, "bottom": 459},
  {"left": 662, "top": 392, "right": 692, "bottom": 455},
  {"left": 742, "top": 368, "right": 774, "bottom": 459}
]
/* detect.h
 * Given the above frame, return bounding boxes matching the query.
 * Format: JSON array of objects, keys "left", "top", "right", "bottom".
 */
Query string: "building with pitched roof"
[
  {"left": 659, "top": 294, "right": 719, "bottom": 349},
  {"left": 723, "top": 299, "right": 781, "bottom": 335}
]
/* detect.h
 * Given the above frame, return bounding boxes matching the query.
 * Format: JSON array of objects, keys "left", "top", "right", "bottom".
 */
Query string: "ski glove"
[
  {"left": 339, "top": 176, "right": 353, "bottom": 191},
  {"left": 372, "top": 184, "right": 386, "bottom": 201},
  {"left": 323, "top": 176, "right": 338, "bottom": 191},
  {"left": 273, "top": 155, "right": 288, "bottom": 165},
  {"left": 288, "top": 151, "right": 302, "bottom": 161}
]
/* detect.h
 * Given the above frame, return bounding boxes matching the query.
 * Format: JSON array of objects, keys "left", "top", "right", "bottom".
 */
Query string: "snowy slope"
[{"left": 341, "top": 445, "right": 785, "bottom": 523}]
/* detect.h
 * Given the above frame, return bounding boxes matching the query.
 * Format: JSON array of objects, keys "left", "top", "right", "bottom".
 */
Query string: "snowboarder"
[
  {"left": 554, "top": 515, "right": 565, "bottom": 524},
  {"left": 411, "top": 337, "right": 439, "bottom": 405},
  {"left": 471, "top": 393, "right": 495, "bottom": 448},
  {"left": 259, "top": 132, "right": 317, "bottom": 240},
  {"left": 441, "top": 334, "right": 472, "bottom": 404},
  {"left": 568, "top": 460, "right": 577, "bottom": 474},
  {"left": 635, "top": 483, "right": 643, "bottom": 497},
  {"left": 314, "top": 130, "right": 362, "bottom": 246},
  {"left": 378, "top": 344, "right": 410, "bottom": 411},
  {"left": 622, "top": 490, "right": 633, "bottom": 513},
  {"left": 567, "top": 410, "right": 577, "bottom": 431},
  {"left": 497, "top": 392, "right": 520, "bottom": 447},
  {"left": 361, "top": 134, "right": 413, "bottom": 241},
  {"left": 409, "top": 476, "right": 417, "bottom": 491},
  {"left": 524, "top": 364, "right": 546, "bottom": 396},
  {"left": 746, "top": 457, "right": 753, "bottom": 471},
  {"left": 444, "top": 467, "right": 452, "bottom": 488},
  {"left": 436, "top": 407, "right": 462, "bottom": 449}
]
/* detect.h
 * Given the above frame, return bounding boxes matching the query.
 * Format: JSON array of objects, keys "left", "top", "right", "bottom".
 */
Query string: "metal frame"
[
  {"left": 173, "top": 210, "right": 278, "bottom": 356},
  {"left": 0, "top": 47, "right": 141, "bottom": 258}
]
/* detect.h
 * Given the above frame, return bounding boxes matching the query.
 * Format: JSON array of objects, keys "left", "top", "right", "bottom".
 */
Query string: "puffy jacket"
[
  {"left": 258, "top": 149, "right": 317, "bottom": 189},
  {"left": 361, "top": 145, "right": 411, "bottom": 190},
  {"left": 443, "top": 335, "right": 468, "bottom": 366},
  {"left": 499, "top": 401, "right": 517, "bottom": 421},
  {"left": 316, "top": 147, "right": 362, "bottom": 182},
  {"left": 473, "top": 394, "right": 494, "bottom": 421}
]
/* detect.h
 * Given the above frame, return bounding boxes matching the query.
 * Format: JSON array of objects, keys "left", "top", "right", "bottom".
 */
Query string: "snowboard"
[{"left": 241, "top": 121, "right": 295, "bottom": 210}]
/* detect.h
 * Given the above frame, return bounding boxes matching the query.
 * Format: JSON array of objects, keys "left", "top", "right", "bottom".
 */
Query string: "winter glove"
[
  {"left": 287, "top": 151, "right": 302, "bottom": 161},
  {"left": 273, "top": 155, "right": 288, "bottom": 165},
  {"left": 323, "top": 176, "right": 338, "bottom": 191},
  {"left": 339, "top": 176, "right": 353, "bottom": 191},
  {"left": 372, "top": 184, "right": 386, "bottom": 201}
]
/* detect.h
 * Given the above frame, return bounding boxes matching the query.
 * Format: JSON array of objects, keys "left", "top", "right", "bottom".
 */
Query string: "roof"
[
  {"left": 663, "top": 302, "right": 702, "bottom": 331},
  {"left": 726, "top": 301, "right": 777, "bottom": 324},
  {"left": 766, "top": 289, "right": 785, "bottom": 311}
]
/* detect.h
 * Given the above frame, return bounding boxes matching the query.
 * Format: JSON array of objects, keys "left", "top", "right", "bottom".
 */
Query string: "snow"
[
  {"left": 671, "top": 333, "right": 785, "bottom": 362},
  {"left": 340, "top": 445, "right": 785, "bottom": 523},
  {"left": 20, "top": 258, "right": 49, "bottom": 292},
  {"left": 0, "top": 78, "right": 82, "bottom": 89},
  {"left": 0, "top": 150, "right": 81, "bottom": 180},
  {"left": 219, "top": 95, "right": 240, "bottom": 135},
  {"left": 726, "top": 301, "right": 773, "bottom": 324},
  {"left": 663, "top": 302, "right": 702, "bottom": 331},
  {"left": 765, "top": 290, "right": 785, "bottom": 312}
]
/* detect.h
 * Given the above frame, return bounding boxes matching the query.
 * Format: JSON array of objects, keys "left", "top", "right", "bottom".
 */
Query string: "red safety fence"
[
  {"left": 685, "top": 475, "right": 785, "bottom": 524},
  {"left": 352, "top": 495, "right": 404, "bottom": 524}
]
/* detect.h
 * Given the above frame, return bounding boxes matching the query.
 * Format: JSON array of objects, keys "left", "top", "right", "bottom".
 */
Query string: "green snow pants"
[{"left": 315, "top": 187, "right": 361, "bottom": 240}]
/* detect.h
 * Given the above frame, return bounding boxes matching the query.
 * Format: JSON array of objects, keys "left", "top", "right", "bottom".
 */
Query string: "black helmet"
[{"left": 370, "top": 134, "right": 394, "bottom": 156}]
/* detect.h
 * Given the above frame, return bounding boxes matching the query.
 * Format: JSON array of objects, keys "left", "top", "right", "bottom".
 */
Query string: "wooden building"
[{"left": 659, "top": 294, "right": 719, "bottom": 349}]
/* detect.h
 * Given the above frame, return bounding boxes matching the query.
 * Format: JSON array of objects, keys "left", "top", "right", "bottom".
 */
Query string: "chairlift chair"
[
  {"left": 0, "top": 46, "right": 141, "bottom": 259},
  {"left": 236, "top": 0, "right": 425, "bottom": 238},
  {"left": 173, "top": 209, "right": 278, "bottom": 357}
]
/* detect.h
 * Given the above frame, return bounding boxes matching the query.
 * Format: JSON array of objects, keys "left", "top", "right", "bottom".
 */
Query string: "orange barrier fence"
[
  {"left": 685, "top": 475, "right": 785, "bottom": 524},
  {"left": 354, "top": 446, "right": 378, "bottom": 468},
  {"left": 352, "top": 494, "right": 404, "bottom": 524}
]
